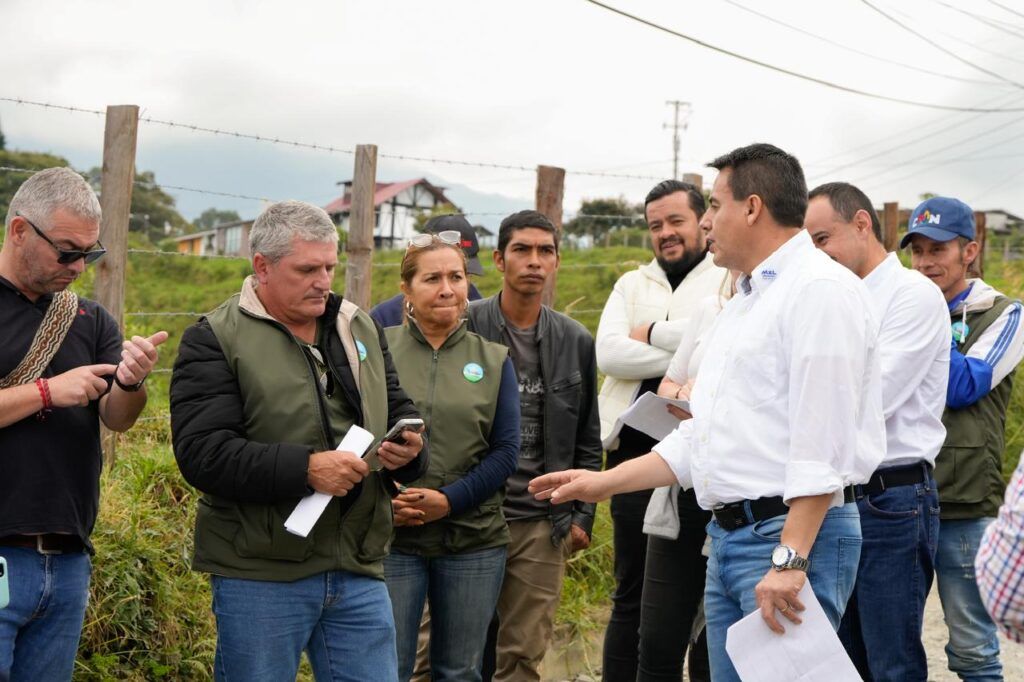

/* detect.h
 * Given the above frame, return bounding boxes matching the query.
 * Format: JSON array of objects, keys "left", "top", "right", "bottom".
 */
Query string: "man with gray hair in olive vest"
[
  {"left": 907, "top": 196, "right": 1024, "bottom": 681},
  {"left": 170, "top": 200, "right": 427, "bottom": 681}
]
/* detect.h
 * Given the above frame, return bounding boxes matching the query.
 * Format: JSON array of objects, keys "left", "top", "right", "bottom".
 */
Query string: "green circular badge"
[
  {"left": 356, "top": 340, "right": 368, "bottom": 362},
  {"left": 463, "top": 362, "right": 484, "bottom": 383}
]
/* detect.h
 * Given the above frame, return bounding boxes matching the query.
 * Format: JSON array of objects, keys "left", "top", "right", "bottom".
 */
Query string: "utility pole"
[{"left": 664, "top": 100, "right": 691, "bottom": 180}]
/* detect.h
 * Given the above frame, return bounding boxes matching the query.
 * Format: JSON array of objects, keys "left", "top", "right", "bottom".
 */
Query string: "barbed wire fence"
[
  {"left": 1, "top": 99, "right": 683, "bottom": 456},
  {"left": 7, "top": 98, "right": 998, "bottom": 455}
]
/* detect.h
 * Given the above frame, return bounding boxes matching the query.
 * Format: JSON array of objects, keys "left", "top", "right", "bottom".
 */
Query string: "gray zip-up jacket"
[{"left": 468, "top": 293, "right": 603, "bottom": 542}]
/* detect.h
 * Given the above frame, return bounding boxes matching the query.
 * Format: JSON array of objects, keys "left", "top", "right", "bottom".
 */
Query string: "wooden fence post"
[
  {"left": 882, "top": 202, "right": 899, "bottom": 252},
  {"left": 535, "top": 165, "right": 565, "bottom": 307},
  {"left": 94, "top": 104, "right": 139, "bottom": 467},
  {"left": 345, "top": 144, "right": 377, "bottom": 310},
  {"left": 971, "top": 211, "right": 987, "bottom": 278}
]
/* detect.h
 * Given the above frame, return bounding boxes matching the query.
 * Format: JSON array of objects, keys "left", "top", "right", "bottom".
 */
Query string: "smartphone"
[
  {"left": 0, "top": 557, "right": 8, "bottom": 610},
  {"left": 382, "top": 418, "right": 425, "bottom": 444}
]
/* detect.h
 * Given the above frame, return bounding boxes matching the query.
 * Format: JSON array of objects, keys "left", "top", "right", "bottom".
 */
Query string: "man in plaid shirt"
[{"left": 977, "top": 456, "right": 1024, "bottom": 644}]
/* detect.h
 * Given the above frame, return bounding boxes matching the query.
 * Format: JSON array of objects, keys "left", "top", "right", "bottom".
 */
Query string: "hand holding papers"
[
  {"left": 284, "top": 426, "right": 376, "bottom": 538},
  {"left": 618, "top": 392, "right": 691, "bottom": 441},
  {"left": 725, "top": 583, "right": 860, "bottom": 682}
]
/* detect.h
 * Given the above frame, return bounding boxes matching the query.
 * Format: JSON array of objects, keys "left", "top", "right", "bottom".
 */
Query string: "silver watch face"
[{"left": 771, "top": 545, "right": 792, "bottom": 566}]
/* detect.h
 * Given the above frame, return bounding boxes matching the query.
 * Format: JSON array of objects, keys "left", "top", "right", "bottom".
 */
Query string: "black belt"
[
  {"left": 0, "top": 533, "right": 85, "bottom": 554},
  {"left": 854, "top": 462, "right": 931, "bottom": 498},
  {"left": 712, "top": 486, "right": 856, "bottom": 532}
]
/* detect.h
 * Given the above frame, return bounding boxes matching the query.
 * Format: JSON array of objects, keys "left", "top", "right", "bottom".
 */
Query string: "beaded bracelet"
[{"left": 35, "top": 377, "right": 53, "bottom": 421}]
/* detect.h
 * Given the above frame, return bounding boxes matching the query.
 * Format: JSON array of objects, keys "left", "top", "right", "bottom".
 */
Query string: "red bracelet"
[{"left": 35, "top": 377, "right": 53, "bottom": 420}]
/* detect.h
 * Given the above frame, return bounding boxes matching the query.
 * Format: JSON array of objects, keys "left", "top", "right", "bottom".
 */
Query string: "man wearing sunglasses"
[{"left": 0, "top": 167, "right": 167, "bottom": 681}]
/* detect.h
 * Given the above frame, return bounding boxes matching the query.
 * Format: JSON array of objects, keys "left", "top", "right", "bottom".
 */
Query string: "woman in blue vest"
[{"left": 383, "top": 231, "right": 520, "bottom": 682}]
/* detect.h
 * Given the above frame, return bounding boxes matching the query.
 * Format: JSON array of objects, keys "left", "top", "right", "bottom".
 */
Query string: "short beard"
[{"left": 657, "top": 246, "right": 707, "bottom": 280}]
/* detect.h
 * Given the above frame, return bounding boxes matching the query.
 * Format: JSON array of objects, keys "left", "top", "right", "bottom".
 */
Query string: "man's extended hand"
[
  {"left": 629, "top": 323, "right": 653, "bottom": 343},
  {"left": 47, "top": 364, "right": 118, "bottom": 407},
  {"left": 377, "top": 428, "right": 424, "bottom": 470},
  {"left": 529, "top": 469, "right": 614, "bottom": 505},
  {"left": 307, "top": 450, "right": 369, "bottom": 496},
  {"left": 754, "top": 568, "right": 806, "bottom": 634},
  {"left": 569, "top": 523, "right": 591, "bottom": 552},
  {"left": 116, "top": 331, "right": 169, "bottom": 387}
]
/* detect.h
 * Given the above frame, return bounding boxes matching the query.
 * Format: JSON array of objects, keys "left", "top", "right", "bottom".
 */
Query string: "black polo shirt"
[{"left": 0, "top": 276, "right": 121, "bottom": 551}]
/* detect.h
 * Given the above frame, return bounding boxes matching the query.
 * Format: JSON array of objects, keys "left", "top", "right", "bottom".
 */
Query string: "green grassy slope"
[{"left": 69, "top": 246, "right": 1024, "bottom": 678}]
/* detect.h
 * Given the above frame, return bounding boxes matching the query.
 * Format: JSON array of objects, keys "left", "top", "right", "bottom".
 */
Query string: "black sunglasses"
[{"left": 17, "top": 213, "right": 107, "bottom": 265}]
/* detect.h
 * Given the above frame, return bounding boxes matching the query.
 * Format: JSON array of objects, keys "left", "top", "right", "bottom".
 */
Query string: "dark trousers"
[
  {"left": 603, "top": 489, "right": 652, "bottom": 681},
  {"left": 637, "top": 488, "right": 712, "bottom": 682}
]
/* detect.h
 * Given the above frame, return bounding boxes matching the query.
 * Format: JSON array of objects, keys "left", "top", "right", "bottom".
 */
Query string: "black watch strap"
[{"left": 114, "top": 374, "right": 146, "bottom": 392}]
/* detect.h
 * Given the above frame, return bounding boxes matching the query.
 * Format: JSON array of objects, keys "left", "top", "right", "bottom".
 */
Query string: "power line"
[
  {"left": 987, "top": 0, "right": 1024, "bottom": 21},
  {"left": 806, "top": 90, "right": 1024, "bottom": 166},
  {"left": 934, "top": 0, "right": 1024, "bottom": 38},
  {"left": 583, "top": 0, "right": 1024, "bottom": 111},
  {"left": 855, "top": 123, "right": 1024, "bottom": 189},
  {"left": 721, "top": 0, "right": 1007, "bottom": 86},
  {"left": 811, "top": 102, "right": 1024, "bottom": 181},
  {"left": 971, "top": 164, "right": 1024, "bottom": 203},
  {"left": 885, "top": 2, "right": 1024, "bottom": 66},
  {"left": 860, "top": 0, "right": 1024, "bottom": 88}
]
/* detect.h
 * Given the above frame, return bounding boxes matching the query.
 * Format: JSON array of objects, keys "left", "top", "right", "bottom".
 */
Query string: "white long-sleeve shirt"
[
  {"left": 595, "top": 254, "right": 726, "bottom": 446},
  {"left": 653, "top": 230, "right": 885, "bottom": 508},
  {"left": 863, "top": 253, "right": 949, "bottom": 469}
]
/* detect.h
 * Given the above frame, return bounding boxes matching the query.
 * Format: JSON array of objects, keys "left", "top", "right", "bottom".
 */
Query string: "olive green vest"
[
  {"left": 936, "top": 296, "right": 1016, "bottom": 520},
  {"left": 194, "top": 281, "right": 393, "bottom": 581},
  {"left": 385, "top": 321, "right": 511, "bottom": 556}
]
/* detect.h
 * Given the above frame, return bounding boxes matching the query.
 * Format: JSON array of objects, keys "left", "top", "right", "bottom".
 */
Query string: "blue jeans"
[
  {"left": 838, "top": 465, "right": 940, "bottom": 682},
  {"left": 703, "top": 503, "right": 861, "bottom": 682},
  {"left": 384, "top": 546, "right": 506, "bottom": 682},
  {"left": 0, "top": 547, "right": 92, "bottom": 682},
  {"left": 935, "top": 517, "right": 1003, "bottom": 681},
  {"left": 210, "top": 570, "right": 397, "bottom": 682}
]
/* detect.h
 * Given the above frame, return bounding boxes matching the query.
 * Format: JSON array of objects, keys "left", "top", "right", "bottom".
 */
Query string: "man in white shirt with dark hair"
[
  {"left": 531, "top": 143, "right": 884, "bottom": 682},
  {"left": 805, "top": 181, "right": 949, "bottom": 682}
]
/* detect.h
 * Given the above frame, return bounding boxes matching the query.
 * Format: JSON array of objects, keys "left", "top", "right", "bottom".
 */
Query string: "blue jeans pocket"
[
  {"left": 862, "top": 490, "right": 919, "bottom": 520},
  {"left": 749, "top": 514, "right": 786, "bottom": 542}
]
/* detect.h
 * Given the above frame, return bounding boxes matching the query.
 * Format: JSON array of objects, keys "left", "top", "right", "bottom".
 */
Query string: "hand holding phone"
[{"left": 382, "top": 418, "right": 425, "bottom": 445}]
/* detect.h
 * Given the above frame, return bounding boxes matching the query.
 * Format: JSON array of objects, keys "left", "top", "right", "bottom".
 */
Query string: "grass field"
[{"left": 67, "top": 243, "right": 1024, "bottom": 679}]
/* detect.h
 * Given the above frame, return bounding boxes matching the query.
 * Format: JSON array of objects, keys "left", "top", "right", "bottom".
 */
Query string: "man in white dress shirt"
[
  {"left": 805, "top": 182, "right": 949, "bottom": 682},
  {"left": 530, "top": 143, "right": 885, "bottom": 682}
]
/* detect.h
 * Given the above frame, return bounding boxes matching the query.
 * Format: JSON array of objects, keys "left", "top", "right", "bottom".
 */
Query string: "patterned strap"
[{"left": 0, "top": 290, "right": 79, "bottom": 389}]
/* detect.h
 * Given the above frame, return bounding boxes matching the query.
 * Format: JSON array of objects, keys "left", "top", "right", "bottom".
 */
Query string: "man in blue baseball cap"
[{"left": 907, "top": 196, "right": 1024, "bottom": 681}]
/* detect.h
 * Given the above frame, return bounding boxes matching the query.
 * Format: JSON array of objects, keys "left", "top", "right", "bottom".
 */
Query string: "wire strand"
[
  {"left": 584, "top": 0, "right": 1024, "bottom": 110},
  {"left": 721, "top": 0, "right": 1007, "bottom": 86},
  {"left": 860, "top": 0, "right": 1024, "bottom": 89}
]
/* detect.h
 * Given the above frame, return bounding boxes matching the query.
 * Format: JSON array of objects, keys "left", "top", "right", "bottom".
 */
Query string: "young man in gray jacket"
[{"left": 468, "top": 210, "right": 602, "bottom": 682}]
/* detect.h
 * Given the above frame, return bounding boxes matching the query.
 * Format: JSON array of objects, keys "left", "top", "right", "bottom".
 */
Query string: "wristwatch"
[{"left": 770, "top": 544, "right": 809, "bottom": 572}]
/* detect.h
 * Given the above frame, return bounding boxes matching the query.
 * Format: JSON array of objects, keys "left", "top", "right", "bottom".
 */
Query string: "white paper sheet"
[
  {"left": 725, "top": 583, "right": 860, "bottom": 682},
  {"left": 284, "top": 425, "right": 376, "bottom": 537},
  {"left": 616, "top": 392, "right": 691, "bottom": 442}
]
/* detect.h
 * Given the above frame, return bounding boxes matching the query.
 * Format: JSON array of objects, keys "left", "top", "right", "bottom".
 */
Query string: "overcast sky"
[{"left": 3, "top": 0, "right": 1024, "bottom": 225}]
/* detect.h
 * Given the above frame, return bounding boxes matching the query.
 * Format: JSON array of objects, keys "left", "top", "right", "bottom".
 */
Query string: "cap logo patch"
[{"left": 914, "top": 210, "right": 941, "bottom": 228}]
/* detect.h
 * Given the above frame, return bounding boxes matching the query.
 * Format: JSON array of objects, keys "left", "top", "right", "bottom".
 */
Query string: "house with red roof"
[{"left": 324, "top": 178, "right": 457, "bottom": 248}]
